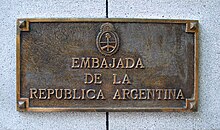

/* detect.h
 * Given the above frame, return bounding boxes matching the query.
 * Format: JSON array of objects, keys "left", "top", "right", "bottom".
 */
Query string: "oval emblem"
[{"left": 96, "top": 23, "right": 119, "bottom": 56}]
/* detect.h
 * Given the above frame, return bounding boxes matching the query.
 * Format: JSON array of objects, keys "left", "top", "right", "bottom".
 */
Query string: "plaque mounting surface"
[{"left": 16, "top": 18, "right": 198, "bottom": 112}]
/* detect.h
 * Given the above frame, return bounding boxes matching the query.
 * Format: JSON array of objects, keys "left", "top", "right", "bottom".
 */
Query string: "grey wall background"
[{"left": 0, "top": 0, "right": 220, "bottom": 130}]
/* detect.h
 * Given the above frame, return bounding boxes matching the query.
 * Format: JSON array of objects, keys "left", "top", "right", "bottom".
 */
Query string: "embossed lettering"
[
  {"left": 168, "top": 89, "right": 176, "bottom": 100},
  {"left": 139, "top": 89, "right": 146, "bottom": 99},
  {"left": 47, "top": 89, "right": 54, "bottom": 99},
  {"left": 113, "top": 74, "right": 121, "bottom": 85},
  {"left": 39, "top": 89, "right": 47, "bottom": 99},
  {"left": 176, "top": 89, "right": 185, "bottom": 99},
  {"left": 113, "top": 89, "right": 122, "bottom": 100},
  {"left": 30, "top": 88, "right": 38, "bottom": 99},
  {"left": 116, "top": 58, "right": 124, "bottom": 68},
  {"left": 72, "top": 89, "right": 81, "bottom": 99},
  {"left": 100, "top": 58, "right": 109, "bottom": 68},
  {"left": 81, "top": 57, "right": 90, "bottom": 68},
  {"left": 125, "top": 58, "right": 135, "bottom": 68},
  {"left": 96, "top": 90, "right": 105, "bottom": 99},
  {"left": 156, "top": 89, "right": 163, "bottom": 100},
  {"left": 131, "top": 89, "right": 138, "bottom": 99},
  {"left": 84, "top": 73, "right": 102, "bottom": 84},
  {"left": 72, "top": 58, "right": 80, "bottom": 68},
  {"left": 92, "top": 58, "right": 99, "bottom": 68},
  {"left": 64, "top": 89, "right": 72, "bottom": 100},
  {"left": 122, "top": 74, "right": 131, "bottom": 85},
  {"left": 109, "top": 58, "right": 116, "bottom": 68},
  {"left": 122, "top": 89, "right": 130, "bottom": 99},
  {"left": 71, "top": 57, "right": 145, "bottom": 69},
  {"left": 55, "top": 89, "right": 63, "bottom": 99},
  {"left": 135, "top": 58, "right": 145, "bottom": 69},
  {"left": 86, "top": 89, "right": 96, "bottom": 99}
]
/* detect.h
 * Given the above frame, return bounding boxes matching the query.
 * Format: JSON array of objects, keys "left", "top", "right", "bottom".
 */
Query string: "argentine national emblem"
[{"left": 96, "top": 23, "right": 119, "bottom": 56}]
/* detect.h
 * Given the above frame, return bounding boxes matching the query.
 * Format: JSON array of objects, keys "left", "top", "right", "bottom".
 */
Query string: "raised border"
[{"left": 16, "top": 18, "right": 199, "bottom": 112}]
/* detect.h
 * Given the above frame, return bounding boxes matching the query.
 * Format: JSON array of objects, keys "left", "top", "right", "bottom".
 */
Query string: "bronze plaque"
[{"left": 16, "top": 18, "right": 198, "bottom": 112}]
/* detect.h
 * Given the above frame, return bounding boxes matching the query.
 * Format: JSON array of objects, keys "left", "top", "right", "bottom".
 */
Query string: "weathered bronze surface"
[{"left": 16, "top": 18, "right": 198, "bottom": 112}]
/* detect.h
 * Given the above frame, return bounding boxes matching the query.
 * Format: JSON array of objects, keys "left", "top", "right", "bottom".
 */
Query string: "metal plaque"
[{"left": 16, "top": 18, "right": 198, "bottom": 112}]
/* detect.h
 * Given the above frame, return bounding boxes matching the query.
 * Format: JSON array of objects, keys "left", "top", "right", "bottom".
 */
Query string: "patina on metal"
[{"left": 16, "top": 18, "right": 198, "bottom": 112}]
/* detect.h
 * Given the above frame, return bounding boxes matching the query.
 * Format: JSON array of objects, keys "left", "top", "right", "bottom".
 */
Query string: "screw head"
[
  {"left": 18, "top": 20, "right": 26, "bottom": 29},
  {"left": 190, "top": 22, "right": 197, "bottom": 30},
  {"left": 18, "top": 101, "right": 26, "bottom": 109}
]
